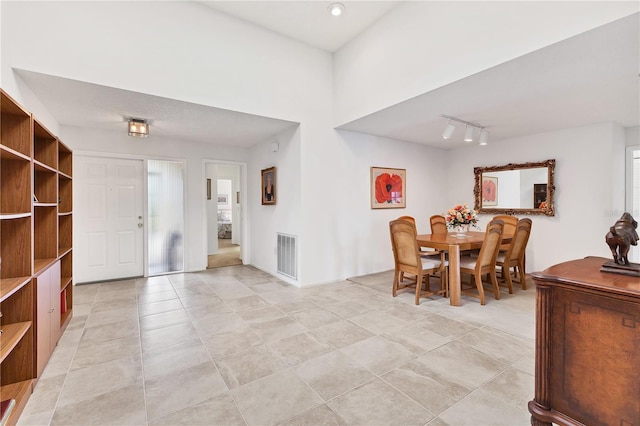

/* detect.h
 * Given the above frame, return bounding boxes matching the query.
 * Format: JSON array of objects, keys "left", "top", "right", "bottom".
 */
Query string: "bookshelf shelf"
[{"left": 0, "top": 322, "right": 31, "bottom": 364}]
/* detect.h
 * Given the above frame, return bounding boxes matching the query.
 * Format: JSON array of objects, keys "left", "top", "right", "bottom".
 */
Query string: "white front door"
[{"left": 75, "top": 156, "right": 144, "bottom": 283}]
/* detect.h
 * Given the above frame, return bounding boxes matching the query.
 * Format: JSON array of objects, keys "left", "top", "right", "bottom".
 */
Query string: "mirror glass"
[{"left": 474, "top": 159, "right": 555, "bottom": 216}]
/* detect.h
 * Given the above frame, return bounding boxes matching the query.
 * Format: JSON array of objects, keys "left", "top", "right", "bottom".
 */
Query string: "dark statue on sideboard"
[{"left": 605, "top": 212, "right": 639, "bottom": 265}]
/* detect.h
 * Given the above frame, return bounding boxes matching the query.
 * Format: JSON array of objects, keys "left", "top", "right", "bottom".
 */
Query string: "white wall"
[
  {"left": 626, "top": 126, "right": 640, "bottom": 147},
  {"left": 1, "top": 1, "right": 333, "bottom": 285},
  {"left": 312, "top": 130, "right": 449, "bottom": 279},
  {"left": 333, "top": 1, "right": 639, "bottom": 125},
  {"left": 520, "top": 168, "right": 548, "bottom": 209},
  {"left": 0, "top": 1, "right": 330, "bottom": 124},
  {"left": 205, "top": 163, "right": 217, "bottom": 255},
  {"left": 248, "top": 125, "right": 303, "bottom": 285},
  {"left": 3, "top": 1, "right": 637, "bottom": 286},
  {"left": 443, "top": 122, "right": 626, "bottom": 273},
  {"left": 62, "top": 125, "right": 249, "bottom": 272}
]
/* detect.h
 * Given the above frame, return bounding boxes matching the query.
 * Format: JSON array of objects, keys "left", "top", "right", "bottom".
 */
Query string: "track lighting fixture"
[
  {"left": 463, "top": 125, "right": 475, "bottom": 142},
  {"left": 441, "top": 115, "right": 488, "bottom": 145},
  {"left": 442, "top": 120, "right": 456, "bottom": 139},
  {"left": 478, "top": 129, "right": 489, "bottom": 146}
]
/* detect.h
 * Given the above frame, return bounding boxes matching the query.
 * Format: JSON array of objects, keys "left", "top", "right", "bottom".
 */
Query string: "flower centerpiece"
[{"left": 444, "top": 203, "right": 479, "bottom": 236}]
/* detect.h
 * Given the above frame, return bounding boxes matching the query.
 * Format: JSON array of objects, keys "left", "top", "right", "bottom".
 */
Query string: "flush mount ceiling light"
[
  {"left": 441, "top": 115, "right": 489, "bottom": 145},
  {"left": 328, "top": 3, "right": 345, "bottom": 16},
  {"left": 128, "top": 118, "right": 149, "bottom": 138}
]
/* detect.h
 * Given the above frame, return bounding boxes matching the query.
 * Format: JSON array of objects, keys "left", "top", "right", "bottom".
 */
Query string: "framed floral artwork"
[
  {"left": 371, "top": 167, "right": 406, "bottom": 209},
  {"left": 482, "top": 176, "right": 498, "bottom": 206},
  {"left": 261, "top": 167, "right": 276, "bottom": 205}
]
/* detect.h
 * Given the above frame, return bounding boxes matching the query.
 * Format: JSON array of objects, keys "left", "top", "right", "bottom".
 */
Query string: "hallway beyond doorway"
[{"left": 207, "top": 239, "right": 242, "bottom": 268}]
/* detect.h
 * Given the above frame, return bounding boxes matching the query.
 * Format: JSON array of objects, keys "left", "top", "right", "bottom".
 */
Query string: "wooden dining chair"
[
  {"left": 496, "top": 218, "right": 532, "bottom": 290},
  {"left": 396, "top": 215, "right": 428, "bottom": 281},
  {"left": 458, "top": 219, "right": 504, "bottom": 305},
  {"left": 397, "top": 215, "right": 416, "bottom": 226},
  {"left": 493, "top": 215, "right": 518, "bottom": 251},
  {"left": 430, "top": 215, "right": 448, "bottom": 234},
  {"left": 389, "top": 218, "right": 448, "bottom": 305}
]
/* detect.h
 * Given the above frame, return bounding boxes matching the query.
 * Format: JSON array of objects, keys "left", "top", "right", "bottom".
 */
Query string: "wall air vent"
[{"left": 277, "top": 233, "right": 297, "bottom": 279}]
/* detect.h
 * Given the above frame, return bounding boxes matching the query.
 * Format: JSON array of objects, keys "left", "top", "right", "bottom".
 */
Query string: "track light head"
[
  {"left": 442, "top": 121, "right": 456, "bottom": 139},
  {"left": 464, "top": 125, "right": 475, "bottom": 142},
  {"left": 478, "top": 129, "right": 489, "bottom": 145}
]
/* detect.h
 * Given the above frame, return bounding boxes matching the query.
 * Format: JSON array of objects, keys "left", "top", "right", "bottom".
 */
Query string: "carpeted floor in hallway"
[{"left": 207, "top": 239, "right": 242, "bottom": 268}]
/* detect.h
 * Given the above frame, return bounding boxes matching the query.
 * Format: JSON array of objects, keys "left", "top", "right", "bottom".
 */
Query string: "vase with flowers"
[{"left": 444, "top": 203, "right": 479, "bottom": 237}]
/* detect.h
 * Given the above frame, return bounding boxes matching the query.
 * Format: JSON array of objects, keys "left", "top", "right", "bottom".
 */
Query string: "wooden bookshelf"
[
  {"left": 0, "top": 91, "right": 31, "bottom": 157},
  {"left": 58, "top": 175, "right": 72, "bottom": 213},
  {"left": 1, "top": 148, "right": 31, "bottom": 216},
  {"left": 0, "top": 217, "right": 31, "bottom": 279},
  {"left": 33, "top": 119, "right": 57, "bottom": 170},
  {"left": 57, "top": 141, "right": 73, "bottom": 334},
  {"left": 34, "top": 163, "right": 57, "bottom": 204},
  {"left": 58, "top": 143, "right": 72, "bottom": 178},
  {"left": 58, "top": 214, "right": 72, "bottom": 255},
  {"left": 0, "top": 89, "right": 73, "bottom": 425},
  {"left": 0, "top": 380, "right": 32, "bottom": 426},
  {"left": 33, "top": 206, "right": 57, "bottom": 274},
  {"left": 0, "top": 322, "right": 31, "bottom": 363}
]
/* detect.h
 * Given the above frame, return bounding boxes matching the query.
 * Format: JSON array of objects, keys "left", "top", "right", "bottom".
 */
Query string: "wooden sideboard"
[{"left": 528, "top": 256, "right": 640, "bottom": 426}]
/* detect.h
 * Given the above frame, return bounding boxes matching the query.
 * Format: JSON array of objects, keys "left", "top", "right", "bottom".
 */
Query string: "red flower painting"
[
  {"left": 482, "top": 178, "right": 497, "bottom": 203},
  {"left": 375, "top": 173, "right": 403, "bottom": 204}
]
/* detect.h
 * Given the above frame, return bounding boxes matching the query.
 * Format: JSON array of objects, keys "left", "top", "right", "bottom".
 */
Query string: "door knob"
[{"left": 138, "top": 223, "right": 143, "bottom": 228}]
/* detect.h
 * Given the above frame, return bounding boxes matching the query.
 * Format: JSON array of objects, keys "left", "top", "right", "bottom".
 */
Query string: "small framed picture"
[
  {"left": 217, "top": 194, "right": 228, "bottom": 204},
  {"left": 261, "top": 167, "right": 276, "bottom": 205},
  {"left": 371, "top": 167, "right": 406, "bottom": 209},
  {"left": 482, "top": 176, "right": 498, "bottom": 206}
]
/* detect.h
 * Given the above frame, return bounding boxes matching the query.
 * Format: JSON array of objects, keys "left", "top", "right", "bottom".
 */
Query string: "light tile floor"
[{"left": 18, "top": 266, "right": 536, "bottom": 426}]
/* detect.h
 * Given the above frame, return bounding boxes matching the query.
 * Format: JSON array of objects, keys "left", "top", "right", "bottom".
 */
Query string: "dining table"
[{"left": 416, "top": 231, "right": 512, "bottom": 306}]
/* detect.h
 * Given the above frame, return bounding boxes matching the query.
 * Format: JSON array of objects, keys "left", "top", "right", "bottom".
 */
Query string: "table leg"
[{"left": 449, "top": 244, "right": 461, "bottom": 306}]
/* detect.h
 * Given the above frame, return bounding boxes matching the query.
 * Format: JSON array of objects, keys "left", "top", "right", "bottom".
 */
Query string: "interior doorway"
[{"left": 206, "top": 163, "right": 243, "bottom": 268}]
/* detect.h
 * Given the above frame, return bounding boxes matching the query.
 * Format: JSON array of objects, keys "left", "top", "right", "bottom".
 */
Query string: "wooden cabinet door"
[
  {"left": 36, "top": 267, "right": 52, "bottom": 377},
  {"left": 35, "top": 261, "right": 61, "bottom": 377},
  {"left": 49, "top": 261, "right": 61, "bottom": 344}
]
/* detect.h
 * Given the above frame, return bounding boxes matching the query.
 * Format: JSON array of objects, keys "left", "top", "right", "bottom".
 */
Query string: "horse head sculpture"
[{"left": 605, "top": 212, "right": 639, "bottom": 265}]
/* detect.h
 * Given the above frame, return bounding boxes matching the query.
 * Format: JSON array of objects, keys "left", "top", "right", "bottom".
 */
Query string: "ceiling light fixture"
[
  {"left": 441, "top": 115, "right": 489, "bottom": 145},
  {"left": 442, "top": 120, "right": 456, "bottom": 139},
  {"left": 128, "top": 118, "right": 149, "bottom": 138},
  {"left": 463, "top": 125, "right": 475, "bottom": 142},
  {"left": 328, "top": 3, "right": 345, "bottom": 16},
  {"left": 478, "top": 129, "right": 489, "bottom": 146}
]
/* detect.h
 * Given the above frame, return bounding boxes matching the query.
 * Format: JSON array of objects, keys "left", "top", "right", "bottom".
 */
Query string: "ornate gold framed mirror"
[{"left": 474, "top": 159, "right": 555, "bottom": 216}]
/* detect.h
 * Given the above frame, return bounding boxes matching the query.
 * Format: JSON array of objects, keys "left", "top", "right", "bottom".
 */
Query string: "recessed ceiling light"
[{"left": 328, "top": 3, "right": 345, "bottom": 16}]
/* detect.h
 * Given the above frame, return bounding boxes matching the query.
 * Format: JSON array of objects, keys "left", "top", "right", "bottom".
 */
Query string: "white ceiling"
[
  {"left": 197, "top": 1, "right": 401, "bottom": 52},
  {"left": 15, "top": 70, "right": 298, "bottom": 148},
  {"left": 14, "top": 4, "right": 639, "bottom": 150},
  {"left": 339, "top": 13, "right": 639, "bottom": 148}
]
